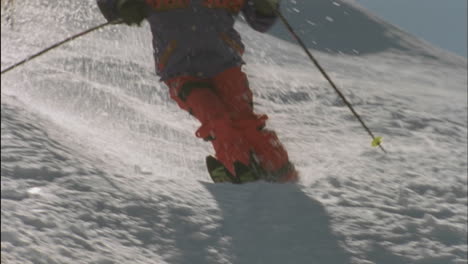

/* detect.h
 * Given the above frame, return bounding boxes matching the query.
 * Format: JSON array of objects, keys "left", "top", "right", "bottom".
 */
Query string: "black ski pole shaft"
[
  {"left": 275, "top": 10, "right": 386, "bottom": 153},
  {"left": 1, "top": 21, "right": 115, "bottom": 75}
]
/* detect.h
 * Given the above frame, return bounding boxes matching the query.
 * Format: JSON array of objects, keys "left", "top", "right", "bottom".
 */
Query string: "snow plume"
[{"left": 1, "top": 0, "right": 467, "bottom": 263}]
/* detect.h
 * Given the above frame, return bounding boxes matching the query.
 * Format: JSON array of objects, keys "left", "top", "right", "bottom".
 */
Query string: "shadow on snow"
[{"left": 203, "top": 182, "right": 351, "bottom": 264}]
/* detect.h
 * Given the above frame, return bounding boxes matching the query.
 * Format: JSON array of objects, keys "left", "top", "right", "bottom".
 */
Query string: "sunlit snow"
[{"left": 1, "top": 0, "right": 467, "bottom": 263}]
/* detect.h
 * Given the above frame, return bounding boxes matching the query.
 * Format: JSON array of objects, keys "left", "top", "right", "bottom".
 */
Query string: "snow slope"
[{"left": 1, "top": 0, "right": 467, "bottom": 263}]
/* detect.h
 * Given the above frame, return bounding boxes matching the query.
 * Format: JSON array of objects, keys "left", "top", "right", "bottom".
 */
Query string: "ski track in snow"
[{"left": 1, "top": 0, "right": 467, "bottom": 263}]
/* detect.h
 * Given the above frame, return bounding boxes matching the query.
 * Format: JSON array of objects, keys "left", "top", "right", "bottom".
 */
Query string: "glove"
[
  {"left": 252, "top": 0, "right": 280, "bottom": 16},
  {"left": 117, "top": 0, "right": 148, "bottom": 26}
]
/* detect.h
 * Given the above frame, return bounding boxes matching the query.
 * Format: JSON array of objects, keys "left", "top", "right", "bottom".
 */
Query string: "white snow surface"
[{"left": 1, "top": 0, "right": 467, "bottom": 264}]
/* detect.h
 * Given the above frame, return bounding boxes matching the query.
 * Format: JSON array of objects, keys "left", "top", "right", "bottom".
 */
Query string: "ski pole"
[
  {"left": 274, "top": 9, "right": 386, "bottom": 153},
  {"left": 1, "top": 20, "right": 119, "bottom": 75}
]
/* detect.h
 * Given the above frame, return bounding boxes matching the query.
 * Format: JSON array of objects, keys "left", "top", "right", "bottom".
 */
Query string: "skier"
[{"left": 97, "top": 0, "right": 298, "bottom": 183}]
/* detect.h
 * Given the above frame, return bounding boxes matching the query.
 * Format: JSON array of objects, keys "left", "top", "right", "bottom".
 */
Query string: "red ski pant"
[{"left": 165, "top": 67, "right": 290, "bottom": 175}]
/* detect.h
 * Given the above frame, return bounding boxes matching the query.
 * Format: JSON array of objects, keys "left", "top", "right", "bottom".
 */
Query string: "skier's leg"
[
  {"left": 165, "top": 76, "right": 251, "bottom": 175},
  {"left": 211, "top": 67, "right": 265, "bottom": 127},
  {"left": 212, "top": 67, "right": 298, "bottom": 181}
]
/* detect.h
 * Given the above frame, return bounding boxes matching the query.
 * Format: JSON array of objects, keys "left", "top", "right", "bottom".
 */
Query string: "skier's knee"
[{"left": 178, "top": 81, "right": 215, "bottom": 101}]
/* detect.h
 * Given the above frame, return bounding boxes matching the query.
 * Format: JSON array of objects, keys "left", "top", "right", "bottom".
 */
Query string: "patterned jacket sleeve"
[
  {"left": 97, "top": 0, "right": 120, "bottom": 22},
  {"left": 241, "top": 0, "right": 279, "bottom": 33}
]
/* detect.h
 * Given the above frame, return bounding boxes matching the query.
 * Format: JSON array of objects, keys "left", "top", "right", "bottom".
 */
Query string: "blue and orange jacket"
[{"left": 97, "top": 0, "right": 278, "bottom": 80}]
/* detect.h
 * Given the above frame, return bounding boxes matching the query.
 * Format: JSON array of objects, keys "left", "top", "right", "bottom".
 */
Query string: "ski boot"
[
  {"left": 237, "top": 153, "right": 298, "bottom": 183},
  {"left": 233, "top": 161, "right": 261, "bottom": 183},
  {"left": 206, "top": 155, "right": 242, "bottom": 183},
  {"left": 207, "top": 155, "right": 297, "bottom": 183},
  {"left": 206, "top": 156, "right": 261, "bottom": 184}
]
